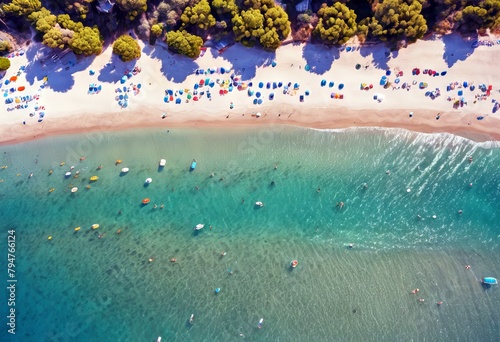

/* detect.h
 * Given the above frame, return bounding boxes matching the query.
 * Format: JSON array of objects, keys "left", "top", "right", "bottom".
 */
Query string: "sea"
[{"left": 0, "top": 126, "right": 499, "bottom": 341}]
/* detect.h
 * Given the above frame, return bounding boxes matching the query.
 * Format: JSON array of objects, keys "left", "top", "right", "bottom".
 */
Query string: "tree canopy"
[
  {"left": 0, "top": 57, "right": 11, "bottom": 71},
  {"left": 115, "top": 0, "right": 147, "bottom": 21},
  {"left": 113, "top": 35, "right": 141, "bottom": 61},
  {"left": 369, "top": 0, "right": 428, "bottom": 42},
  {"left": 166, "top": 30, "right": 203, "bottom": 58},
  {"left": 314, "top": 3, "right": 357, "bottom": 45},
  {"left": 180, "top": 0, "right": 216, "bottom": 30},
  {"left": 3, "top": 0, "right": 41, "bottom": 16}
]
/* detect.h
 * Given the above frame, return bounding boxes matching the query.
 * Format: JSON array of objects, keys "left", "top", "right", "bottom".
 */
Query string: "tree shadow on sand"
[
  {"left": 301, "top": 43, "right": 339, "bottom": 74},
  {"left": 442, "top": 33, "right": 476, "bottom": 68},
  {"left": 97, "top": 54, "right": 136, "bottom": 84},
  {"left": 217, "top": 44, "right": 276, "bottom": 80},
  {"left": 359, "top": 43, "right": 393, "bottom": 71},
  {"left": 23, "top": 44, "right": 95, "bottom": 93},
  {"left": 142, "top": 44, "right": 198, "bottom": 83}
]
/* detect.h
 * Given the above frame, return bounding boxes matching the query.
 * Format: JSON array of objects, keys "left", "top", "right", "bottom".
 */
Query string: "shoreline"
[
  {"left": 2, "top": 105, "right": 498, "bottom": 146},
  {"left": 1, "top": 35, "right": 500, "bottom": 145}
]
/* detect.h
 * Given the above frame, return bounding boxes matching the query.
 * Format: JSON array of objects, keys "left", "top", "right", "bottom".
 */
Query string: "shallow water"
[{"left": 0, "top": 126, "right": 499, "bottom": 341}]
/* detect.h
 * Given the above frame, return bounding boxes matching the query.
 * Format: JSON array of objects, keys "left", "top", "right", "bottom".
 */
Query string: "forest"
[{"left": 0, "top": 0, "right": 499, "bottom": 61}]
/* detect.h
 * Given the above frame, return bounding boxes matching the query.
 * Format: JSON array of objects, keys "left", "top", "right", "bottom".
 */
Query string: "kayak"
[{"left": 190, "top": 159, "right": 197, "bottom": 170}]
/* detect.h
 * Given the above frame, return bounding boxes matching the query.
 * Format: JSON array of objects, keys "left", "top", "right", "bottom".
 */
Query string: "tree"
[
  {"left": 369, "top": 0, "right": 428, "bottom": 42},
  {"left": 0, "top": 40, "right": 11, "bottom": 52},
  {"left": 455, "top": 1, "right": 500, "bottom": 32},
  {"left": 69, "top": 26, "right": 103, "bottom": 55},
  {"left": 112, "top": 35, "right": 141, "bottom": 61},
  {"left": 28, "top": 7, "right": 56, "bottom": 33},
  {"left": 0, "top": 57, "right": 11, "bottom": 71},
  {"left": 166, "top": 30, "right": 203, "bottom": 58},
  {"left": 151, "top": 24, "right": 163, "bottom": 37},
  {"left": 42, "top": 27, "right": 66, "bottom": 49},
  {"left": 231, "top": 0, "right": 290, "bottom": 49},
  {"left": 314, "top": 3, "right": 357, "bottom": 45},
  {"left": 3, "top": 0, "right": 41, "bottom": 16},
  {"left": 180, "top": 0, "right": 216, "bottom": 30},
  {"left": 115, "top": 0, "right": 147, "bottom": 21},
  {"left": 212, "top": 0, "right": 237, "bottom": 15}
]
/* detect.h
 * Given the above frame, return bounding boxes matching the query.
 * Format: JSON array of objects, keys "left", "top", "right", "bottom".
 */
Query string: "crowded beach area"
[{"left": 1, "top": 33, "right": 500, "bottom": 144}]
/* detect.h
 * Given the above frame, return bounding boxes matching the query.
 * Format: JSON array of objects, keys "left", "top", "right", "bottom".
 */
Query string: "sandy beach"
[{"left": 1, "top": 33, "right": 500, "bottom": 144}]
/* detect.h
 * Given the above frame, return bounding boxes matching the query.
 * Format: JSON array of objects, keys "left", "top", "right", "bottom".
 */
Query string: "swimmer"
[
  {"left": 148, "top": 258, "right": 155, "bottom": 263},
  {"left": 465, "top": 265, "right": 471, "bottom": 270},
  {"left": 469, "top": 182, "right": 473, "bottom": 187},
  {"left": 210, "top": 172, "right": 215, "bottom": 178},
  {"left": 80, "top": 156, "right": 86, "bottom": 161},
  {"left": 221, "top": 251, "right": 226, "bottom": 256},
  {"left": 458, "top": 210, "right": 463, "bottom": 214},
  {"left": 271, "top": 181, "right": 275, "bottom": 186},
  {"left": 60, "top": 162, "right": 65, "bottom": 166},
  {"left": 418, "top": 298, "right": 425, "bottom": 303},
  {"left": 70, "top": 166, "right": 75, "bottom": 170},
  {"left": 386, "top": 170, "right": 391, "bottom": 175},
  {"left": 417, "top": 214, "right": 422, "bottom": 220},
  {"left": 468, "top": 156, "right": 473, "bottom": 163},
  {"left": 29, "top": 173, "right": 33, "bottom": 178},
  {"left": 170, "top": 258, "right": 177, "bottom": 263},
  {"left": 411, "top": 288, "right": 420, "bottom": 294},
  {"left": 153, "top": 204, "right": 157, "bottom": 209},
  {"left": 362, "top": 183, "right": 368, "bottom": 189},
  {"left": 98, "top": 233, "right": 106, "bottom": 239},
  {"left": 241, "top": 198, "right": 245, "bottom": 204},
  {"left": 337, "top": 201, "right": 345, "bottom": 209},
  {"left": 347, "top": 243, "right": 353, "bottom": 249},
  {"left": 274, "top": 164, "right": 278, "bottom": 170},
  {"left": 210, "top": 225, "right": 213, "bottom": 230},
  {"left": 75, "top": 170, "right": 80, "bottom": 175},
  {"left": 317, "top": 187, "right": 321, "bottom": 193},
  {"left": 437, "top": 301, "right": 443, "bottom": 305},
  {"left": 49, "top": 169, "right": 53, "bottom": 175},
  {"left": 195, "top": 186, "right": 200, "bottom": 190},
  {"left": 116, "top": 229, "right": 122, "bottom": 234},
  {"left": 160, "top": 203, "right": 164, "bottom": 209},
  {"left": 97, "top": 165, "right": 102, "bottom": 170}
]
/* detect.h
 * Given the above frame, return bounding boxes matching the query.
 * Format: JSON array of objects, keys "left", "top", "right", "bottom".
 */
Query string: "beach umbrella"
[
  {"left": 220, "top": 67, "right": 225, "bottom": 74},
  {"left": 386, "top": 70, "right": 391, "bottom": 76},
  {"left": 278, "top": 82, "right": 283, "bottom": 87},
  {"left": 199, "top": 79, "right": 205, "bottom": 85},
  {"left": 394, "top": 78, "right": 400, "bottom": 84},
  {"left": 304, "top": 64, "right": 310, "bottom": 71},
  {"left": 228, "top": 86, "right": 233, "bottom": 92},
  {"left": 164, "top": 96, "right": 168, "bottom": 103},
  {"left": 305, "top": 90, "right": 310, "bottom": 96},
  {"left": 4, "top": 80, "right": 10, "bottom": 85},
  {"left": 18, "top": 86, "right": 25, "bottom": 91},
  {"left": 269, "top": 93, "right": 274, "bottom": 100},
  {"left": 338, "top": 83, "right": 344, "bottom": 90},
  {"left": 193, "top": 96, "right": 198, "bottom": 101},
  {"left": 294, "top": 83, "right": 300, "bottom": 90},
  {"left": 258, "top": 99, "right": 263, "bottom": 105},
  {"left": 355, "top": 64, "right": 361, "bottom": 70},
  {"left": 175, "top": 98, "right": 181, "bottom": 104},
  {"left": 118, "top": 100, "right": 123, "bottom": 106},
  {"left": 266, "top": 82, "right": 271, "bottom": 89},
  {"left": 10, "top": 76, "right": 17, "bottom": 82},
  {"left": 119, "top": 94, "right": 124, "bottom": 100},
  {"left": 346, "top": 47, "right": 352, "bottom": 52},
  {"left": 273, "top": 82, "right": 277, "bottom": 89},
  {"left": 187, "top": 94, "right": 192, "bottom": 99},
  {"left": 321, "top": 80, "right": 326, "bottom": 86},
  {"left": 329, "top": 81, "right": 334, "bottom": 88},
  {"left": 169, "top": 95, "right": 173, "bottom": 101},
  {"left": 299, "top": 95, "right": 304, "bottom": 102},
  {"left": 256, "top": 92, "right": 261, "bottom": 98},
  {"left": 258, "top": 82, "right": 264, "bottom": 88},
  {"left": 194, "top": 84, "right": 199, "bottom": 90},
  {"left": 463, "top": 81, "right": 468, "bottom": 87},
  {"left": 248, "top": 89, "right": 254, "bottom": 96},
  {"left": 253, "top": 99, "right": 258, "bottom": 105},
  {"left": 271, "top": 61, "right": 277, "bottom": 67}
]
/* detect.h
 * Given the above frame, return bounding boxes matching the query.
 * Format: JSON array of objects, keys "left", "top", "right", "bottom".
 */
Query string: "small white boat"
[
  {"left": 157, "top": 337, "right": 161, "bottom": 342},
  {"left": 145, "top": 178, "right": 152, "bottom": 184},
  {"left": 65, "top": 171, "right": 71, "bottom": 177},
  {"left": 194, "top": 224, "right": 204, "bottom": 230},
  {"left": 255, "top": 201, "right": 264, "bottom": 207},
  {"left": 121, "top": 167, "right": 129, "bottom": 173},
  {"left": 159, "top": 159, "right": 166, "bottom": 167},
  {"left": 71, "top": 187, "right": 78, "bottom": 193},
  {"left": 189, "top": 314, "right": 194, "bottom": 324},
  {"left": 258, "top": 318, "right": 263, "bottom": 329}
]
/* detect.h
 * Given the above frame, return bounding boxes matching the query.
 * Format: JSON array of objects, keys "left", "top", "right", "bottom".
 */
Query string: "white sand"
[{"left": 1, "top": 34, "right": 500, "bottom": 144}]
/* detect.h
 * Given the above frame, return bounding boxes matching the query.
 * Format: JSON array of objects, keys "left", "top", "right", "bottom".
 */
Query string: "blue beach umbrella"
[
  {"left": 256, "top": 92, "right": 261, "bottom": 98},
  {"left": 175, "top": 98, "right": 182, "bottom": 104},
  {"left": 258, "top": 82, "right": 264, "bottom": 88},
  {"left": 329, "top": 81, "right": 334, "bottom": 88},
  {"left": 164, "top": 96, "right": 168, "bottom": 102},
  {"left": 278, "top": 82, "right": 282, "bottom": 87},
  {"left": 258, "top": 99, "right": 263, "bottom": 105},
  {"left": 269, "top": 93, "right": 274, "bottom": 100},
  {"left": 271, "top": 61, "right": 277, "bottom": 67},
  {"left": 304, "top": 64, "right": 310, "bottom": 71},
  {"left": 266, "top": 82, "right": 271, "bottom": 89},
  {"left": 338, "top": 83, "right": 344, "bottom": 90},
  {"left": 253, "top": 98, "right": 258, "bottom": 105}
]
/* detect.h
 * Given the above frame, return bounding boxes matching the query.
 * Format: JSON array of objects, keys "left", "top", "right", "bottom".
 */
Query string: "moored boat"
[
  {"left": 194, "top": 224, "right": 204, "bottom": 230},
  {"left": 258, "top": 318, "right": 264, "bottom": 329},
  {"left": 65, "top": 171, "right": 71, "bottom": 177},
  {"left": 142, "top": 198, "right": 151, "bottom": 205},
  {"left": 91, "top": 224, "right": 99, "bottom": 229},
  {"left": 90, "top": 175, "right": 99, "bottom": 181},
  {"left": 145, "top": 178, "right": 152, "bottom": 184},
  {"left": 255, "top": 201, "right": 264, "bottom": 207},
  {"left": 71, "top": 187, "right": 78, "bottom": 193},
  {"left": 159, "top": 159, "right": 166, "bottom": 167},
  {"left": 189, "top": 314, "right": 194, "bottom": 324},
  {"left": 291, "top": 260, "right": 298, "bottom": 268},
  {"left": 121, "top": 167, "right": 129, "bottom": 173},
  {"left": 190, "top": 159, "right": 197, "bottom": 170},
  {"left": 483, "top": 277, "right": 498, "bottom": 285}
]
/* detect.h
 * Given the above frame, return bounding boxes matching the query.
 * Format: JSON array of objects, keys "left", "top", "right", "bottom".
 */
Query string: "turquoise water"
[{"left": 1, "top": 126, "right": 499, "bottom": 341}]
